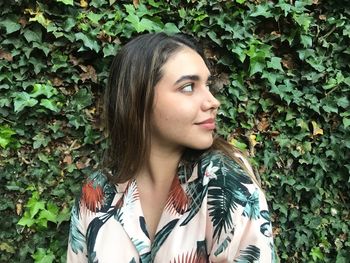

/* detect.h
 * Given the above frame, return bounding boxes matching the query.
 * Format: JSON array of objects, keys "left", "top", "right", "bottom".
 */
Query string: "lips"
[{"left": 196, "top": 118, "right": 216, "bottom": 130}]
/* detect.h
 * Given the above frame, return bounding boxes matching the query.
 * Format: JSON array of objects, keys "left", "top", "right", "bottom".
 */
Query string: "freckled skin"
[{"left": 151, "top": 47, "right": 220, "bottom": 152}]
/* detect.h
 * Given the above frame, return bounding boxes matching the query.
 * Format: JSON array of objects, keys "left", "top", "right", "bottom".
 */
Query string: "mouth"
[{"left": 195, "top": 118, "right": 216, "bottom": 130}]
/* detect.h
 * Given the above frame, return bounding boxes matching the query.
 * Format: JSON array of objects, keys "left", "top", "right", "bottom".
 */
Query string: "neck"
[{"left": 137, "top": 145, "right": 183, "bottom": 187}]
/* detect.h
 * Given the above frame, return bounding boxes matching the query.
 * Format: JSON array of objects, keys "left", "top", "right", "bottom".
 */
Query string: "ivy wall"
[{"left": 0, "top": 0, "right": 349, "bottom": 262}]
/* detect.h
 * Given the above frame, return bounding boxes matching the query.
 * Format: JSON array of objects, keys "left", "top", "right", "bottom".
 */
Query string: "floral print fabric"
[{"left": 67, "top": 151, "right": 276, "bottom": 262}]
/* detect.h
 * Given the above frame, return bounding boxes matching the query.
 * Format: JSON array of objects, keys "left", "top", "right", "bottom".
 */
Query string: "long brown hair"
[{"left": 103, "top": 32, "right": 258, "bottom": 185}]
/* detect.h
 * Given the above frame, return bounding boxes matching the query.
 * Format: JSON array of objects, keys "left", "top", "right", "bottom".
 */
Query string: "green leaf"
[
  {"left": 267, "top": 57, "right": 284, "bottom": 71},
  {"left": 249, "top": 3, "right": 273, "bottom": 18},
  {"left": 103, "top": 43, "right": 119, "bottom": 57},
  {"left": 293, "top": 13, "right": 312, "bottom": 31},
  {"left": 33, "top": 133, "right": 50, "bottom": 149},
  {"left": 343, "top": 118, "right": 350, "bottom": 128},
  {"left": 300, "top": 34, "right": 312, "bottom": 48},
  {"left": 18, "top": 211, "right": 35, "bottom": 227},
  {"left": 56, "top": 0, "right": 74, "bottom": 6},
  {"left": 38, "top": 153, "right": 50, "bottom": 164},
  {"left": 57, "top": 207, "right": 71, "bottom": 225},
  {"left": 75, "top": 32, "right": 100, "bottom": 52},
  {"left": 337, "top": 97, "right": 349, "bottom": 109},
  {"left": 23, "top": 28, "right": 42, "bottom": 43},
  {"left": 230, "top": 139, "right": 247, "bottom": 150},
  {"left": 25, "top": 192, "right": 45, "bottom": 217},
  {"left": 32, "top": 248, "right": 55, "bottom": 263},
  {"left": 31, "top": 83, "right": 58, "bottom": 98},
  {"left": 13, "top": 92, "right": 38, "bottom": 113},
  {"left": 38, "top": 203, "right": 58, "bottom": 223},
  {"left": 249, "top": 57, "right": 265, "bottom": 76},
  {"left": 163, "top": 23, "right": 180, "bottom": 34},
  {"left": 310, "top": 247, "right": 324, "bottom": 261},
  {"left": 0, "top": 126, "right": 16, "bottom": 148},
  {"left": 40, "top": 99, "right": 60, "bottom": 112},
  {"left": 87, "top": 12, "right": 104, "bottom": 24},
  {"left": 0, "top": 16, "right": 21, "bottom": 34}
]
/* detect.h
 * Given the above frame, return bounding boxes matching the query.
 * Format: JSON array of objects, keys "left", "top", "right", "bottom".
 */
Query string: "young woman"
[{"left": 67, "top": 33, "right": 275, "bottom": 262}]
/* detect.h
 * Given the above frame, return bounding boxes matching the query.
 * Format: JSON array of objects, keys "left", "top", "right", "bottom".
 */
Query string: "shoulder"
[
  {"left": 197, "top": 150, "right": 255, "bottom": 187},
  {"left": 79, "top": 170, "right": 117, "bottom": 213}
]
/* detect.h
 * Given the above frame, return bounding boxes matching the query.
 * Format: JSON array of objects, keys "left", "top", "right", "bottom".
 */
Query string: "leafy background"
[{"left": 0, "top": 0, "right": 349, "bottom": 262}]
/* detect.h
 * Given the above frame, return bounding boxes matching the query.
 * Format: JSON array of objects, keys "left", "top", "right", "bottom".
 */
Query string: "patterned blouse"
[{"left": 67, "top": 151, "right": 276, "bottom": 262}]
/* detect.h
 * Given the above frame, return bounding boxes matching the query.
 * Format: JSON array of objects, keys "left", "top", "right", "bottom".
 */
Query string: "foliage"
[{"left": 0, "top": 0, "right": 349, "bottom": 262}]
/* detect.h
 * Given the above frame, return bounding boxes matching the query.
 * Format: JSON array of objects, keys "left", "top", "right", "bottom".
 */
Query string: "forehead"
[{"left": 161, "top": 47, "right": 210, "bottom": 80}]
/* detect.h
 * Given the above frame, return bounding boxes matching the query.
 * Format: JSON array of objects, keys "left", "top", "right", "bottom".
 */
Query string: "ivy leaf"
[
  {"left": 343, "top": 118, "right": 350, "bottom": 128},
  {"left": 229, "top": 138, "right": 247, "bottom": 150},
  {"left": 32, "top": 248, "right": 55, "bottom": 263},
  {"left": 102, "top": 43, "right": 119, "bottom": 57},
  {"left": 249, "top": 3, "right": 273, "bottom": 18},
  {"left": 163, "top": 23, "right": 180, "bottom": 34},
  {"left": 40, "top": 99, "right": 60, "bottom": 112},
  {"left": 293, "top": 13, "right": 312, "bottom": 31},
  {"left": 267, "top": 57, "right": 284, "bottom": 71},
  {"left": 33, "top": 133, "right": 50, "bottom": 149},
  {"left": 337, "top": 97, "right": 349, "bottom": 109},
  {"left": 13, "top": 92, "right": 38, "bottom": 113},
  {"left": 87, "top": 12, "right": 104, "bottom": 24},
  {"left": 31, "top": 83, "right": 58, "bottom": 98},
  {"left": 249, "top": 57, "right": 265, "bottom": 76},
  {"left": 56, "top": 207, "right": 71, "bottom": 226},
  {"left": 26, "top": 193, "right": 46, "bottom": 218},
  {"left": 17, "top": 211, "right": 35, "bottom": 227},
  {"left": 75, "top": 32, "right": 100, "bottom": 52},
  {"left": 56, "top": 0, "right": 74, "bottom": 6},
  {"left": 23, "top": 28, "right": 42, "bottom": 43},
  {"left": 0, "top": 126, "right": 16, "bottom": 148},
  {"left": 25, "top": 7, "right": 51, "bottom": 28},
  {"left": 38, "top": 202, "right": 58, "bottom": 223},
  {"left": 0, "top": 16, "right": 21, "bottom": 34},
  {"left": 300, "top": 34, "right": 313, "bottom": 48}
]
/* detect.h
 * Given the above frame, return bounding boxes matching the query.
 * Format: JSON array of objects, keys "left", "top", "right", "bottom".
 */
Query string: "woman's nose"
[{"left": 201, "top": 90, "right": 220, "bottom": 111}]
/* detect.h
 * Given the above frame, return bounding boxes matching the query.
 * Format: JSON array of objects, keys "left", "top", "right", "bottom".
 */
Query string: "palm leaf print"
[
  {"left": 242, "top": 189, "right": 260, "bottom": 220},
  {"left": 86, "top": 211, "right": 115, "bottom": 259},
  {"left": 81, "top": 180, "right": 103, "bottom": 213},
  {"left": 80, "top": 171, "right": 115, "bottom": 213},
  {"left": 180, "top": 183, "right": 208, "bottom": 226},
  {"left": 234, "top": 245, "right": 260, "bottom": 262},
  {"left": 130, "top": 238, "right": 148, "bottom": 254},
  {"left": 260, "top": 210, "right": 271, "bottom": 222},
  {"left": 139, "top": 216, "right": 149, "bottom": 239},
  {"left": 207, "top": 153, "right": 253, "bottom": 240},
  {"left": 69, "top": 203, "right": 85, "bottom": 254},
  {"left": 213, "top": 228, "right": 235, "bottom": 256},
  {"left": 260, "top": 210, "right": 272, "bottom": 237},
  {"left": 124, "top": 180, "right": 139, "bottom": 207},
  {"left": 165, "top": 176, "right": 189, "bottom": 215},
  {"left": 151, "top": 219, "right": 179, "bottom": 259},
  {"left": 140, "top": 251, "right": 151, "bottom": 262},
  {"left": 171, "top": 247, "right": 208, "bottom": 263}
]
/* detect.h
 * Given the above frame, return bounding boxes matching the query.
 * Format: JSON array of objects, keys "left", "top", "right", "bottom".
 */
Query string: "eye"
[
  {"left": 181, "top": 83, "right": 194, "bottom": 93},
  {"left": 205, "top": 80, "right": 213, "bottom": 92}
]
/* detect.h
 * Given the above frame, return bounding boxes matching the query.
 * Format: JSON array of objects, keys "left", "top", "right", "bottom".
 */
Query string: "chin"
[{"left": 188, "top": 138, "right": 214, "bottom": 150}]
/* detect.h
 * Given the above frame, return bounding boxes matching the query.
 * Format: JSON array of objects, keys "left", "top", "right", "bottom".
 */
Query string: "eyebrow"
[{"left": 174, "top": 74, "right": 212, "bottom": 85}]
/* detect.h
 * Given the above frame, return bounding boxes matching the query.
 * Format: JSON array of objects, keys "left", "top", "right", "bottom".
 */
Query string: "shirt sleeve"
[
  {"left": 67, "top": 196, "right": 89, "bottom": 263},
  {"left": 205, "top": 153, "right": 276, "bottom": 262}
]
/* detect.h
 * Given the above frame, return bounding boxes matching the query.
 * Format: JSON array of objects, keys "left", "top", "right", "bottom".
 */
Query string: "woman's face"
[{"left": 151, "top": 47, "right": 220, "bottom": 153}]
